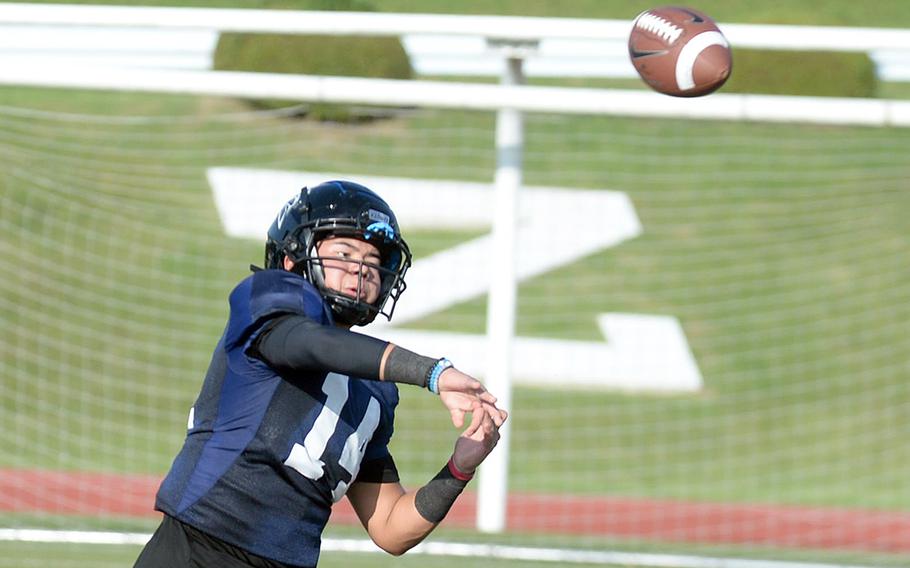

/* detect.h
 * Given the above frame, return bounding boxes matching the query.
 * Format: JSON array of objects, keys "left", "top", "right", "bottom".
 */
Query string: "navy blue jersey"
[{"left": 155, "top": 270, "right": 399, "bottom": 567}]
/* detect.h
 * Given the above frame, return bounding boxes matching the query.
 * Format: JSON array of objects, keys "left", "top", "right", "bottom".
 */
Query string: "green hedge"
[
  {"left": 722, "top": 49, "right": 877, "bottom": 98},
  {"left": 212, "top": 0, "right": 412, "bottom": 120}
]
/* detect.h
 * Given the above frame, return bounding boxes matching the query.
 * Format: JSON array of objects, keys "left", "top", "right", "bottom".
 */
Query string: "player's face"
[{"left": 315, "top": 236, "right": 382, "bottom": 305}]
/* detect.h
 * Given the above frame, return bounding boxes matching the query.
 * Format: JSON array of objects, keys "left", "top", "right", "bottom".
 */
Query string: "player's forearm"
[
  {"left": 250, "top": 314, "right": 440, "bottom": 387},
  {"left": 371, "top": 461, "right": 472, "bottom": 555},
  {"left": 369, "top": 491, "right": 437, "bottom": 556}
]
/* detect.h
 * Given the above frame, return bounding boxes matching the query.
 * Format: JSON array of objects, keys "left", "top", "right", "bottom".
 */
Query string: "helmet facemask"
[{"left": 283, "top": 219, "right": 410, "bottom": 327}]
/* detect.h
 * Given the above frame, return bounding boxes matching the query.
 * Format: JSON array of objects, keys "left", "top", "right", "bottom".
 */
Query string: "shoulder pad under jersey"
[{"left": 225, "top": 270, "right": 331, "bottom": 350}]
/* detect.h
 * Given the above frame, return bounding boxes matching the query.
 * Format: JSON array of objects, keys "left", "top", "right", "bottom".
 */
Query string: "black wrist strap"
[
  {"left": 384, "top": 346, "right": 437, "bottom": 388},
  {"left": 414, "top": 459, "right": 471, "bottom": 524}
]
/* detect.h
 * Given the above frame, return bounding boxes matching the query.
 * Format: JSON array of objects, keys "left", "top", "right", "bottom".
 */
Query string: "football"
[{"left": 628, "top": 6, "right": 732, "bottom": 97}]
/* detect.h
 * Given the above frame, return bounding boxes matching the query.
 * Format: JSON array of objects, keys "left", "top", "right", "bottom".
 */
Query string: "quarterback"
[{"left": 133, "top": 180, "right": 507, "bottom": 568}]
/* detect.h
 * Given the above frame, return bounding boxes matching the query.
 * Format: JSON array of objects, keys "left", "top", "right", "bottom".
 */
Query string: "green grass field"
[
  {"left": 3, "top": 538, "right": 909, "bottom": 568},
  {"left": 2, "top": 84, "right": 908, "bottom": 567},
  {"left": 1, "top": 2, "right": 909, "bottom": 567},
  {"left": 2, "top": 88, "right": 907, "bottom": 504}
]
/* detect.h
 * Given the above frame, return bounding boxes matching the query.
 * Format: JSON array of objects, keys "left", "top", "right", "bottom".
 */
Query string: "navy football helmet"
[{"left": 265, "top": 180, "right": 411, "bottom": 326}]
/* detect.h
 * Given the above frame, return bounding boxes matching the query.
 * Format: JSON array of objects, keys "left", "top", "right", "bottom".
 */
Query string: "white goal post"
[
  {"left": 2, "top": 2, "right": 910, "bottom": 122},
  {"left": 1, "top": 4, "right": 910, "bottom": 127}
]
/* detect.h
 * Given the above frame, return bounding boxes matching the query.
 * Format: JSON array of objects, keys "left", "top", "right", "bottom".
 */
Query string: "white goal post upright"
[{"left": 477, "top": 48, "right": 528, "bottom": 533}]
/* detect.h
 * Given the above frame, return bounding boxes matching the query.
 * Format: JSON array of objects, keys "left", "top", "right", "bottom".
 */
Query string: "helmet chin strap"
[
  {"left": 329, "top": 299, "right": 372, "bottom": 327},
  {"left": 288, "top": 251, "right": 378, "bottom": 327},
  {"left": 327, "top": 264, "right": 379, "bottom": 327},
  {"left": 323, "top": 276, "right": 377, "bottom": 327}
]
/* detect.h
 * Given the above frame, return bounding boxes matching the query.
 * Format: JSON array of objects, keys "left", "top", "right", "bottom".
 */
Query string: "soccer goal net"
[{"left": 0, "top": 89, "right": 908, "bottom": 568}]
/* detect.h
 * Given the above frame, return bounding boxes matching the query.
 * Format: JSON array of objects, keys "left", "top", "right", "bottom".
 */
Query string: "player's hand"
[
  {"left": 437, "top": 368, "right": 507, "bottom": 428},
  {"left": 451, "top": 402, "right": 506, "bottom": 476}
]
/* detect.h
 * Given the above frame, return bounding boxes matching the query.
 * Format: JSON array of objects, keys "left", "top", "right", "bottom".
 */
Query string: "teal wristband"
[{"left": 427, "top": 358, "right": 453, "bottom": 395}]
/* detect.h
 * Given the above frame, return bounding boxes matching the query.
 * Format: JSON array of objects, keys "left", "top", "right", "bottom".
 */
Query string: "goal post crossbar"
[{"left": 0, "top": 64, "right": 907, "bottom": 128}]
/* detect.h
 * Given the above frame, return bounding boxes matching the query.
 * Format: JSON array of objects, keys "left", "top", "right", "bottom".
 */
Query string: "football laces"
[{"left": 633, "top": 12, "right": 683, "bottom": 44}]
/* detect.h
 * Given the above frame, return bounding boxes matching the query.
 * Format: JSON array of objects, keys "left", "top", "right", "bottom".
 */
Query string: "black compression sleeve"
[
  {"left": 414, "top": 460, "right": 471, "bottom": 524},
  {"left": 251, "top": 314, "right": 388, "bottom": 379},
  {"left": 384, "top": 346, "right": 436, "bottom": 389}
]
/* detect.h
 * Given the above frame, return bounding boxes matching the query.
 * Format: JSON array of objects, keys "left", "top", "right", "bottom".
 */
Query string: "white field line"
[{"left": 0, "top": 528, "right": 884, "bottom": 568}]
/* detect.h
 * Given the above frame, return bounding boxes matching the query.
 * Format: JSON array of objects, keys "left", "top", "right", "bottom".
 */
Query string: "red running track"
[{"left": 2, "top": 469, "right": 908, "bottom": 553}]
